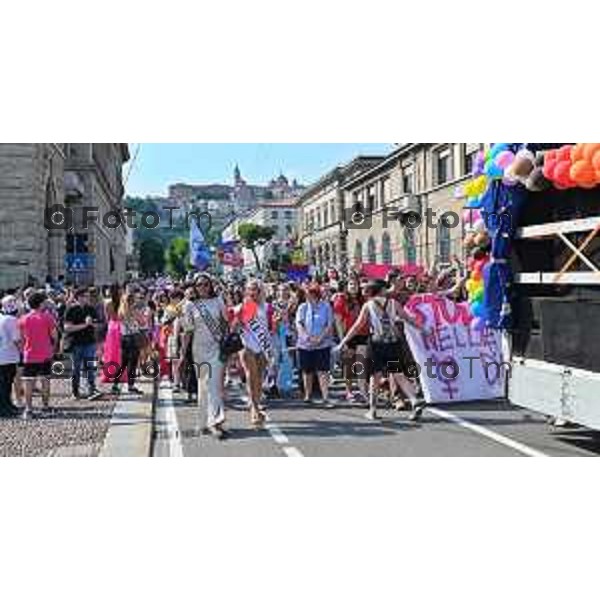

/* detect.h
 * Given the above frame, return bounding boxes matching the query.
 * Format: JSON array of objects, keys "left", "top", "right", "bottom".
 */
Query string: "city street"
[{"left": 152, "top": 377, "right": 600, "bottom": 458}]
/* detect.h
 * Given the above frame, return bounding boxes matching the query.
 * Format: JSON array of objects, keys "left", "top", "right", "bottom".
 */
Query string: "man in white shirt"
[{"left": 0, "top": 296, "right": 22, "bottom": 417}]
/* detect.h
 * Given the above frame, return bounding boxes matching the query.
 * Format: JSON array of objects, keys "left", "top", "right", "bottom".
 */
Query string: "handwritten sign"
[{"left": 404, "top": 294, "right": 507, "bottom": 404}]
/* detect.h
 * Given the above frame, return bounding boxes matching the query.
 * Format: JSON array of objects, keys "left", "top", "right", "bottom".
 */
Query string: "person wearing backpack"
[{"left": 337, "top": 279, "right": 428, "bottom": 422}]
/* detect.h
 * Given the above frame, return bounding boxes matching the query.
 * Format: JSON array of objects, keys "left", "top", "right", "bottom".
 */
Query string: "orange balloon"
[
  {"left": 583, "top": 143, "right": 600, "bottom": 162},
  {"left": 571, "top": 144, "right": 586, "bottom": 162},
  {"left": 570, "top": 160, "right": 597, "bottom": 186},
  {"left": 592, "top": 150, "right": 600, "bottom": 173}
]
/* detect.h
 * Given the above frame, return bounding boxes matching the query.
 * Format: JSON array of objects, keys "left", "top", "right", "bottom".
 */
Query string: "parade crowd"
[{"left": 0, "top": 264, "right": 466, "bottom": 439}]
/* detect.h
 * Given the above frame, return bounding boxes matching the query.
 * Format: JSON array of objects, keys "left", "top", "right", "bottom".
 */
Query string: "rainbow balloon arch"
[{"left": 460, "top": 142, "right": 600, "bottom": 332}]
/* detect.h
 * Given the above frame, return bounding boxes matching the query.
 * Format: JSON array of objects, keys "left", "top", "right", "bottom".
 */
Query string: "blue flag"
[{"left": 189, "top": 218, "right": 212, "bottom": 270}]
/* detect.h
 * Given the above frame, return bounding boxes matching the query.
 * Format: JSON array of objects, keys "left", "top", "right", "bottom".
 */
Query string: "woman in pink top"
[{"left": 19, "top": 291, "right": 57, "bottom": 419}]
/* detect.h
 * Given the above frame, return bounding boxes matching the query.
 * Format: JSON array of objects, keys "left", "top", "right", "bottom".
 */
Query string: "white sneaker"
[{"left": 365, "top": 409, "right": 379, "bottom": 421}]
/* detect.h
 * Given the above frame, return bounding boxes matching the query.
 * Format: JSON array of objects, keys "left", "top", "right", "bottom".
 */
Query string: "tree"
[
  {"left": 138, "top": 238, "right": 166, "bottom": 276},
  {"left": 237, "top": 223, "right": 276, "bottom": 271},
  {"left": 165, "top": 237, "right": 190, "bottom": 278}
]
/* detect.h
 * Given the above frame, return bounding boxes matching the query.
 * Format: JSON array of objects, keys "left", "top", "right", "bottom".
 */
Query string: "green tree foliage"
[
  {"left": 165, "top": 237, "right": 190, "bottom": 278},
  {"left": 237, "top": 223, "right": 276, "bottom": 271},
  {"left": 138, "top": 238, "right": 166, "bottom": 276}
]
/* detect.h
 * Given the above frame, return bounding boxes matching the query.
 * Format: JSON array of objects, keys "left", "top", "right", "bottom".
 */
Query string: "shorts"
[
  {"left": 348, "top": 335, "right": 369, "bottom": 350},
  {"left": 369, "top": 341, "right": 411, "bottom": 374},
  {"left": 22, "top": 361, "right": 52, "bottom": 378},
  {"left": 298, "top": 348, "right": 331, "bottom": 374}
]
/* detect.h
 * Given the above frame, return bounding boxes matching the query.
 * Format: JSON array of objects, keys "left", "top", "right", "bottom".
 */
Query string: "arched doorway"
[
  {"left": 382, "top": 232, "right": 392, "bottom": 265},
  {"left": 404, "top": 228, "right": 417, "bottom": 265},
  {"left": 354, "top": 240, "right": 363, "bottom": 262},
  {"left": 367, "top": 236, "right": 377, "bottom": 263}
]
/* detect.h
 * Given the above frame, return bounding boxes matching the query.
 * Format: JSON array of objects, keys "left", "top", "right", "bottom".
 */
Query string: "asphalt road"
[{"left": 152, "top": 379, "right": 600, "bottom": 458}]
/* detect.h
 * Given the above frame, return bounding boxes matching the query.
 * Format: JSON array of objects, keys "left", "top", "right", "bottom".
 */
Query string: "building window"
[
  {"left": 464, "top": 144, "right": 481, "bottom": 176},
  {"left": 438, "top": 221, "right": 451, "bottom": 264},
  {"left": 354, "top": 240, "right": 363, "bottom": 262},
  {"left": 331, "top": 242, "right": 337, "bottom": 265},
  {"left": 367, "top": 188, "right": 375, "bottom": 213},
  {"left": 316, "top": 208, "right": 321, "bottom": 230},
  {"left": 285, "top": 210, "right": 293, "bottom": 220},
  {"left": 382, "top": 232, "right": 392, "bottom": 265},
  {"left": 435, "top": 147, "right": 453, "bottom": 186},
  {"left": 402, "top": 167, "right": 414, "bottom": 194},
  {"left": 404, "top": 228, "right": 417, "bottom": 265},
  {"left": 329, "top": 199, "right": 336, "bottom": 223},
  {"left": 367, "top": 236, "right": 377, "bottom": 263},
  {"left": 323, "top": 204, "right": 329, "bottom": 227},
  {"left": 380, "top": 179, "right": 388, "bottom": 206}
]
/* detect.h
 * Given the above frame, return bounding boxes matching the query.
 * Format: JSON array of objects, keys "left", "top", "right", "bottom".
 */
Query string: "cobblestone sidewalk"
[{"left": 0, "top": 380, "right": 116, "bottom": 457}]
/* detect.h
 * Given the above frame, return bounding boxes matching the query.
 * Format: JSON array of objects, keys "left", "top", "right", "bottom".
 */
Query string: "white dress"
[{"left": 182, "top": 298, "right": 225, "bottom": 428}]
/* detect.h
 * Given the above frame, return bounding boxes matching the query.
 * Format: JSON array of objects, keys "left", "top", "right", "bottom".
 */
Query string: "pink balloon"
[
  {"left": 496, "top": 150, "right": 516, "bottom": 170},
  {"left": 462, "top": 208, "right": 481, "bottom": 225}
]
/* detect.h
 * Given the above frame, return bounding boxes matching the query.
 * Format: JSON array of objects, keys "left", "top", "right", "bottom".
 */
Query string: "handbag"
[{"left": 195, "top": 300, "right": 242, "bottom": 361}]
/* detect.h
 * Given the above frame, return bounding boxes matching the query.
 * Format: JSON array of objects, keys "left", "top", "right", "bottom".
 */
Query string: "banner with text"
[{"left": 404, "top": 294, "right": 507, "bottom": 404}]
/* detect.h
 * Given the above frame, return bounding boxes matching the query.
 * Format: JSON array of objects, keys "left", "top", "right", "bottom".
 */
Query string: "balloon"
[
  {"left": 471, "top": 270, "right": 483, "bottom": 282},
  {"left": 472, "top": 175, "right": 488, "bottom": 196},
  {"left": 511, "top": 152, "right": 535, "bottom": 180},
  {"left": 526, "top": 168, "right": 551, "bottom": 192},
  {"left": 466, "top": 280, "right": 477, "bottom": 294},
  {"left": 543, "top": 156, "right": 558, "bottom": 180},
  {"left": 496, "top": 150, "right": 516, "bottom": 170},
  {"left": 570, "top": 160, "right": 597, "bottom": 187},
  {"left": 463, "top": 208, "right": 482, "bottom": 227},
  {"left": 592, "top": 150, "right": 600, "bottom": 175},
  {"left": 583, "top": 143, "right": 600, "bottom": 162},
  {"left": 489, "top": 143, "right": 509, "bottom": 158},
  {"left": 474, "top": 231, "right": 490, "bottom": 247},
  {"left": 503, "top": 173, "right": 519, "bottom": 187},
  {"left": 556, "top": 145, "right": 573, "bottom": 162},
  {"left": 474, "top": 152, "right": 486, "bottom": 176},
  {"left": 571, "top": 144, "right": 586, "bottom": 163},
  {"left": 553, "top": 160, "right": 576, "bottom": 188},
  {"left": 464, "top": 232, "right": 477, "bottom": 248},
  {"left": 485, "top": 161, "right": 503, "bottom": 179}
]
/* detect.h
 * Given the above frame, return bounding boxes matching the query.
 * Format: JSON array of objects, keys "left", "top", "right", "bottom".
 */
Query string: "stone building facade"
[
  {"left": 0, "top": 143, "right": 129, "bottom": 290},
  {"left": 297, "top": 156, "right": 385, "bottom": 274},
  {"left": 0, "top": 144, "right": 66, "bottom": 290},
  {"left": 343, "top": 143, "right": 483, "bottom": 273}
]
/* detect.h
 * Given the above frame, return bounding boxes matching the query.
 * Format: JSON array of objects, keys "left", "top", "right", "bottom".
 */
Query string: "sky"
[{"left": 125, "top": 143, "right": 395, "bottom": 197}]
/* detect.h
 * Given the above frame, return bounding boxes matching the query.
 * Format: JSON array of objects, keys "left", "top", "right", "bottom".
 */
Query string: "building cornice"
[
  {"left": 298, "top": 155, "right": 386, "bottom": 204},
  {"left": 343, "top": 143, "right": 421, "bottom": 191}
]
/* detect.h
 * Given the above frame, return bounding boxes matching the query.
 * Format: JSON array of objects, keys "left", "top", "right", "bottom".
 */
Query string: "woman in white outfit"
[{"left": 182, "top": 274, "right": 229, "bottom": 440}]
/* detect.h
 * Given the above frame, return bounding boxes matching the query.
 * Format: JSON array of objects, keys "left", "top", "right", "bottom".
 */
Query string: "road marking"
[
  {"left": 283, "top": 446, "right": 304, "bottom": 458},
  {"left": 161, "top": 385, "right": 184, "bottom": 458},
  {"left": 243, "top": 396, "right": 304, "bottom": 457},
  {"left": 427, "top": 407, "right": 549, "bottom": 458}
]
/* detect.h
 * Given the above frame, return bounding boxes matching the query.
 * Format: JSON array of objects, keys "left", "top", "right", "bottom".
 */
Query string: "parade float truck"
[{"left": 509, "top": 184, "right": 600, "bottom": 429}]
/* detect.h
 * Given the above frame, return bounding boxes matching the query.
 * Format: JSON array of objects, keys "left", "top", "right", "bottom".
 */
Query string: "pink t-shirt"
[{"left": 19, "top": 311, "right": 55, "bottom": 364}]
